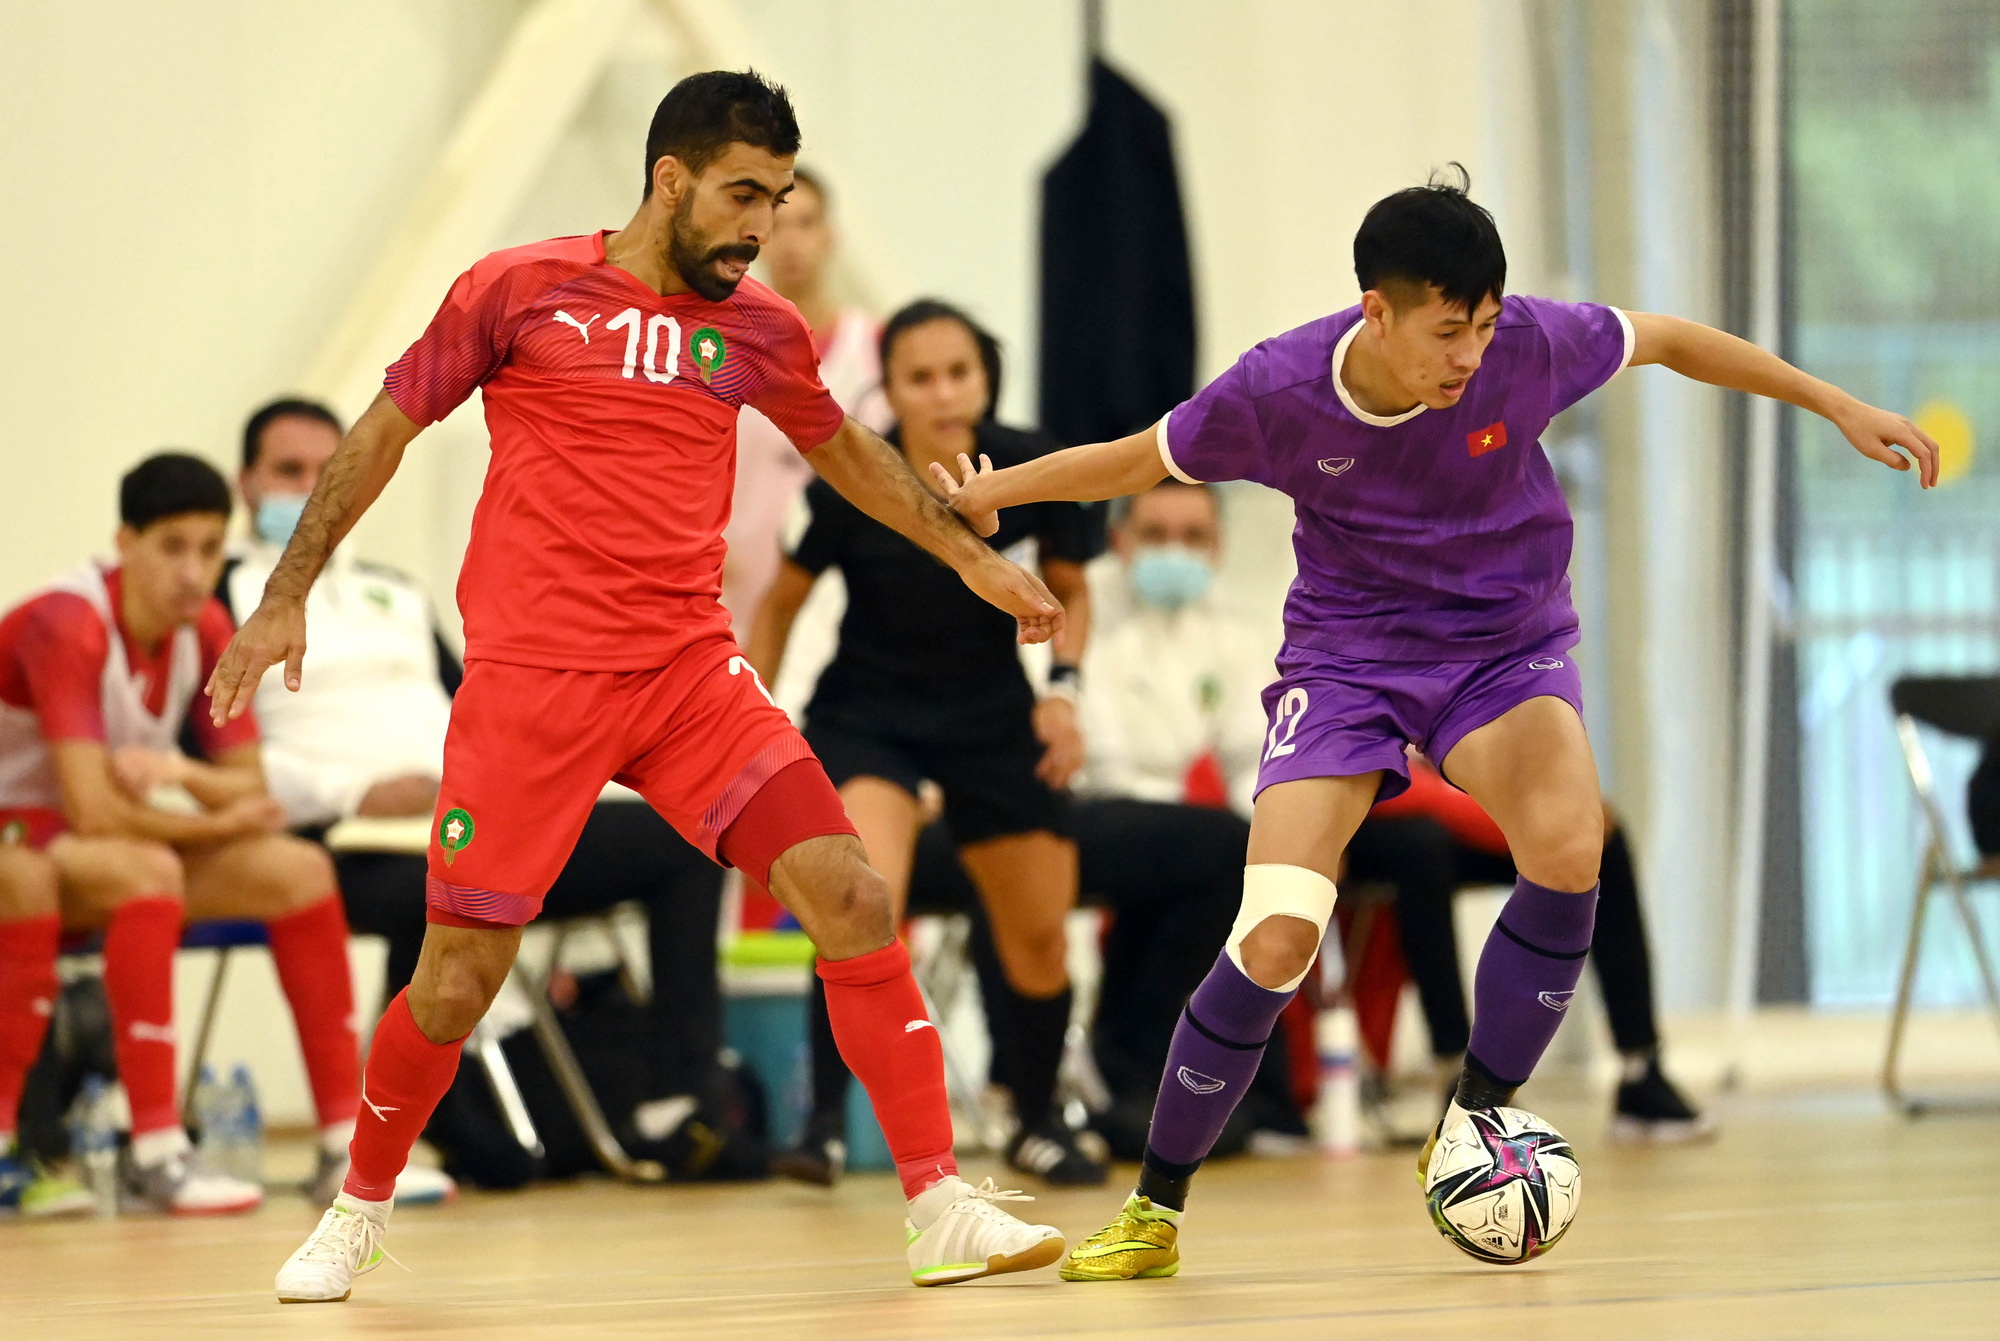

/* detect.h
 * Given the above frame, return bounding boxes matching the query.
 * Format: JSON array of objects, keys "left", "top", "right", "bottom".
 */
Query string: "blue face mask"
[
  {"left": 1129, "top": 545, "right": 1214, "bottom": 611},
  {"left": 255, "top": 494, "right": 309, "bottom": 547}
]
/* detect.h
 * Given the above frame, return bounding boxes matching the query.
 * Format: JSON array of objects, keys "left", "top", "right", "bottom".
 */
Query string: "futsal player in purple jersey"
[{"left": 934, "top": 169, "right": 1939, "bottom": 1280}]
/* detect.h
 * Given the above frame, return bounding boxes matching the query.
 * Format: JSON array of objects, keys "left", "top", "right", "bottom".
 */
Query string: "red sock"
[
  {"left": 266, "top": 893, "right": 361, "bottom": 1129},
  {"left": 0, "top": 915, "right": 60, "bottom": 1132},
  {"left": 343, "top": 989, "right": 463, "bottom": 1201},
  {"left": 817, "top": 940, "right": 958, "bottom": 1199},
  {"left": 102, "top": 897, "right": 184, "bottom": 1136}
]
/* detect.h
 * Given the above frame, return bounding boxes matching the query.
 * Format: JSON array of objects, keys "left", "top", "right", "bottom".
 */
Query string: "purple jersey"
[{"left": 1159, "top": 294, "right": 1633, "bottom": 661}]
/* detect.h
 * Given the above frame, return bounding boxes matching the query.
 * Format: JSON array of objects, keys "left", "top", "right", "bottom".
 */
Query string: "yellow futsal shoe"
[{"left": 1059, "top": 1193, "right": 1181, "bottom": 1281}]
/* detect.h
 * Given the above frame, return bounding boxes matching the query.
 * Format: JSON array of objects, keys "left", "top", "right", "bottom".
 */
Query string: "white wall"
[{"left": 0, "top": 0, "right": 530, "bottom": 605}]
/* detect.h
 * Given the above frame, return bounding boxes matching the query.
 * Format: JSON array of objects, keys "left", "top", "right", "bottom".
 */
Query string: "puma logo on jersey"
[
  {"left": 1318, "top": 457, "right": 1355, "bottom": 476},
  {"left": 363, "top": 1090, "right": 402, "bottom": 1121},
  {"left": 128, "top": 1020, "right": 176, "bottom": 1045},
  {"left": 904, "top": 1019, "right": 936, "bottom": 1034},
  {"left": 1538, "top": 990, "right": 1575, "bottom": 1012},
  {"left": 554, "top": 311, "right": 601, "bottom": 343},
  {"left": 1177, "top": 1066, "right": 1226, "bottom": 1095}
]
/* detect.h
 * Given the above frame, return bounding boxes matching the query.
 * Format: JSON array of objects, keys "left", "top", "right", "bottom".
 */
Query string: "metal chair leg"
[
  {"left": 1941, "top": 865, "right": 2000, "bottom": 1046},
  {"left": 468, "top": 1020, "right": 544, "bottom": 1159},
  {"left": 179, "top": 946, "right": 232, "bottom": 1124},
  {"left": 1881, "top": 848, "right": 1935, "bottom": 1114},
  {"left": 509, "top": 961, "right": 664, "bottom": 1182}
]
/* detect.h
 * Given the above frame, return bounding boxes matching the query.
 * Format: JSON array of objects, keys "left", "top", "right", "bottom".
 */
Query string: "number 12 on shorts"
[{"left": 1265, "top": 687, "right": 1309, "bottom": 761}]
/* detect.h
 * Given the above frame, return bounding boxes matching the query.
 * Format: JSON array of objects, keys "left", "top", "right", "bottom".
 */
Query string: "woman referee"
[{"left": 750, "top": 299, "right": 1106, "bottom": 1186}]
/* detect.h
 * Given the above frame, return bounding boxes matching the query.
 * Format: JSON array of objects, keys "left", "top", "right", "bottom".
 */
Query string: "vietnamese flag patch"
[{"left": 1468, "top": 421, "right": 1509, "bottom": 457}]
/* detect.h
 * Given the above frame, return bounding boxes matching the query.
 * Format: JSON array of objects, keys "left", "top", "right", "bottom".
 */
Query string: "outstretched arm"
[
  {"left": 808, "top": 418, "right": 1064, "bottom": 645},
  {"left": 1626, "top": 311, "right": 1939, "bottom": 487},
  {"left": 207, "top": 391, "right": 424, "bottom": 721},
  {"left": 928, "top": 425, "right": 1165, "bottom": 535}
]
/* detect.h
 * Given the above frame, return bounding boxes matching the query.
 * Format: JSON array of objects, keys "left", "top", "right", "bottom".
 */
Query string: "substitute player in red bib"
[{"left": 210, "top": 72, "right": 1070, "bottom": 1303}]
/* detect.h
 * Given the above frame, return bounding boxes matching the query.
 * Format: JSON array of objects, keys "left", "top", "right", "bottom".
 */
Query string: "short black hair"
[
  {"left": 880, "top": 299, "right": 1003, "bottom": 420},
  {"left": 642, "top": 69, "right": 801, "bottom": 197},
  {"left": 242, "top": 396, "right": 342, "bottom": 470},
  {"left": 1353, "top": 164, "right": 1507, "bottom": 316},
  {"left": 120, "top": 453, "right": 232, "bottom": 530}
]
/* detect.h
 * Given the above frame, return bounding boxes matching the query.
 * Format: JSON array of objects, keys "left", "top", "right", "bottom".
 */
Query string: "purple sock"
[
  {"left": 1143, "top": 952, "right": 1294, "bottom": 1169},
  {"left": 1467, "top": 877, "right": 1600, "bottom": 1087}
]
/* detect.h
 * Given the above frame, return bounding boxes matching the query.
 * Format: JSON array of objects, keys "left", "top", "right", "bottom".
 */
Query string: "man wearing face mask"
[{"left": 229, "top": 399, "right": 465, "bottom": 828}]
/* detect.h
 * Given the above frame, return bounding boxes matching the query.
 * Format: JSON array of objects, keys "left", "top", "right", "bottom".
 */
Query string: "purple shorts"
[{"left": 1255, "top": 628, "right": 1584, "bottom": 803}]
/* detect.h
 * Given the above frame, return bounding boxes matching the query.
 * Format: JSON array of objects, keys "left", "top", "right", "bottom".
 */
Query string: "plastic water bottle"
[
  {"left": 192, "top": 1065, "right": 227, "bottom": 1166},
  {"left": 227, "top": 1064, "right": 264, "bottom": 1185},
  {"left": 67, "top": 1075, "right": 121, "bottom": 1217},
  {"left": 1313, "top": 1003, "right": 1362, "bottom": 1158}
]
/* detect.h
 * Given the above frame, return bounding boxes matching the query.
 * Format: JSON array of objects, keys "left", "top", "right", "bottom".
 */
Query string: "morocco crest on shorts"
[{"left": 438, "top": 808, "right": 475, "bottom": 866}]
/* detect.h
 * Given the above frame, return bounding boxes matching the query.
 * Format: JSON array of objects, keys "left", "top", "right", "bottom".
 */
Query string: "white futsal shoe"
[
  {"left": 276, "top": 1194, "right": 394, "bottom": 1303},
  {"left": 128, "top": 1151, "right": 263, "bottom": 1216},
  {"left": 904, "top": 1175, "right": 1065, "bottom": 1286}
]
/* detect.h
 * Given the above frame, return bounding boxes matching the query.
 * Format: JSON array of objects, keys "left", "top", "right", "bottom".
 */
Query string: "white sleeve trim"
[
  {"left": 1156, "top": 411, "right": 1203, "bottom": 485},
  {"left": 1612, "top": 306, "right": 1637, "bottom": 375}
]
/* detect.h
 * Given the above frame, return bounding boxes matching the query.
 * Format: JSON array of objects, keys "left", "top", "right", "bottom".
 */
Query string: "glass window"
[{"left": 1789, "top": 1, "right": 2000, "bottom": 1004}]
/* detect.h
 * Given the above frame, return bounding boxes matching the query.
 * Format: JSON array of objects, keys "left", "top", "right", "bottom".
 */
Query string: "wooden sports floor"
[{"left": 6, "top": 1092, "right": 1997, "bottom": 1340}]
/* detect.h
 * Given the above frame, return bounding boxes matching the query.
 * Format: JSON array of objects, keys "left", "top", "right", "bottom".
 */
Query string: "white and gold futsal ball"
[{"left": 1422, "top": 1106, "right": 1581, "bottom": 1264}]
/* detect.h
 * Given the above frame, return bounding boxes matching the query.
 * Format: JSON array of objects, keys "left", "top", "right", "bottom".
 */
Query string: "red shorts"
[
  {"left": 425, "top": 636, "right": 855, "bottom": 928},
  {"left": 0, "top": 807, "right": 68, "bottom": 852}
]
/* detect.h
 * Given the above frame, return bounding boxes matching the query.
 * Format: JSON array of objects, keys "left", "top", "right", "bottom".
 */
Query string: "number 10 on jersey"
[{"left": 607, "top": 309, "right": 681, "bottom": 383}]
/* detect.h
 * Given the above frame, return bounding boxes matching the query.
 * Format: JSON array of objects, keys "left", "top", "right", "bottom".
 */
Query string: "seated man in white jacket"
[{"left": 222, "top": 398, "right": 746, "bottom": 1189}]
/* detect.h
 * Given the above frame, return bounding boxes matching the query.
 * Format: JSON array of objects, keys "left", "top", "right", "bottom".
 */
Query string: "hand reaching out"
[
  {"left": 928, "top": 452, "right": 1000, "bottom": 537},
  {"left": 1835, "top": 399, "right": 1941, "bottom": 488},
  {"left": 960, "top": 553, "right": 1065, "bottom": 646}
]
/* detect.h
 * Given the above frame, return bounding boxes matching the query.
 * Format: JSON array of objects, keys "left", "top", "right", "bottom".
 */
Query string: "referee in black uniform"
[{"left": 750, "top": 299, "right": 1106, "bottom": 1186}]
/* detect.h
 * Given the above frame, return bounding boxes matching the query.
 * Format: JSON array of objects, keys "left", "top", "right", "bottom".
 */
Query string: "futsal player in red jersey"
[{"left": 209, "top": 71, "right": 1070, "bottom": 1303}]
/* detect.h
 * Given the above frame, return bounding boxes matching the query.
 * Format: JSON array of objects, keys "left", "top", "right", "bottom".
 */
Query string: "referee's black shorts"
[{"left": 805, "top": 718, "right": 1070, "bottom": 846}]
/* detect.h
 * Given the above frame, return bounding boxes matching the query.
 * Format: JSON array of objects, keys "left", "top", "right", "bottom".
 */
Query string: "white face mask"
[
  {"left": 254, "top": 494, "right": 309, "bottom": 546},
  {"left": 1128, "top": 544, "right": 1214, "bottom": 610}
]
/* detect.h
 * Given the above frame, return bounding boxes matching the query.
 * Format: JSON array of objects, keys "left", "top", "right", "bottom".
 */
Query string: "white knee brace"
[{"left": 1225, "top": 864, "right": 1339, "bottom": 993}]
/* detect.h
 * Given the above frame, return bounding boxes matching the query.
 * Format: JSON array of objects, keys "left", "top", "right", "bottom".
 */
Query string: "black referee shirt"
[{"left": 790, "top": 421, "right": 1105, "bottom": 742}]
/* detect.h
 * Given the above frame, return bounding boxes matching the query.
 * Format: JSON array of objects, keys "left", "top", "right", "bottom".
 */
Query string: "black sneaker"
[
  {"left": 1005, "top": 1123, "right": 1108, "bottom": 1187},
  {"left": 1610, "top": 1057, "right": 1716, "bottom": 1144},
  {"left": 772, "top": 1118, "right": 846, "bottom": 1187}
]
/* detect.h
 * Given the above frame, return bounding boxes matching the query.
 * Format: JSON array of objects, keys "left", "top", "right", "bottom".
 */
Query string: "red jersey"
[
  {"left": 0, "top": 563, "right": 256, "bottom": 810},
  {"left": 385, "top": 231, "right": 847, "bottom": 671}
]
